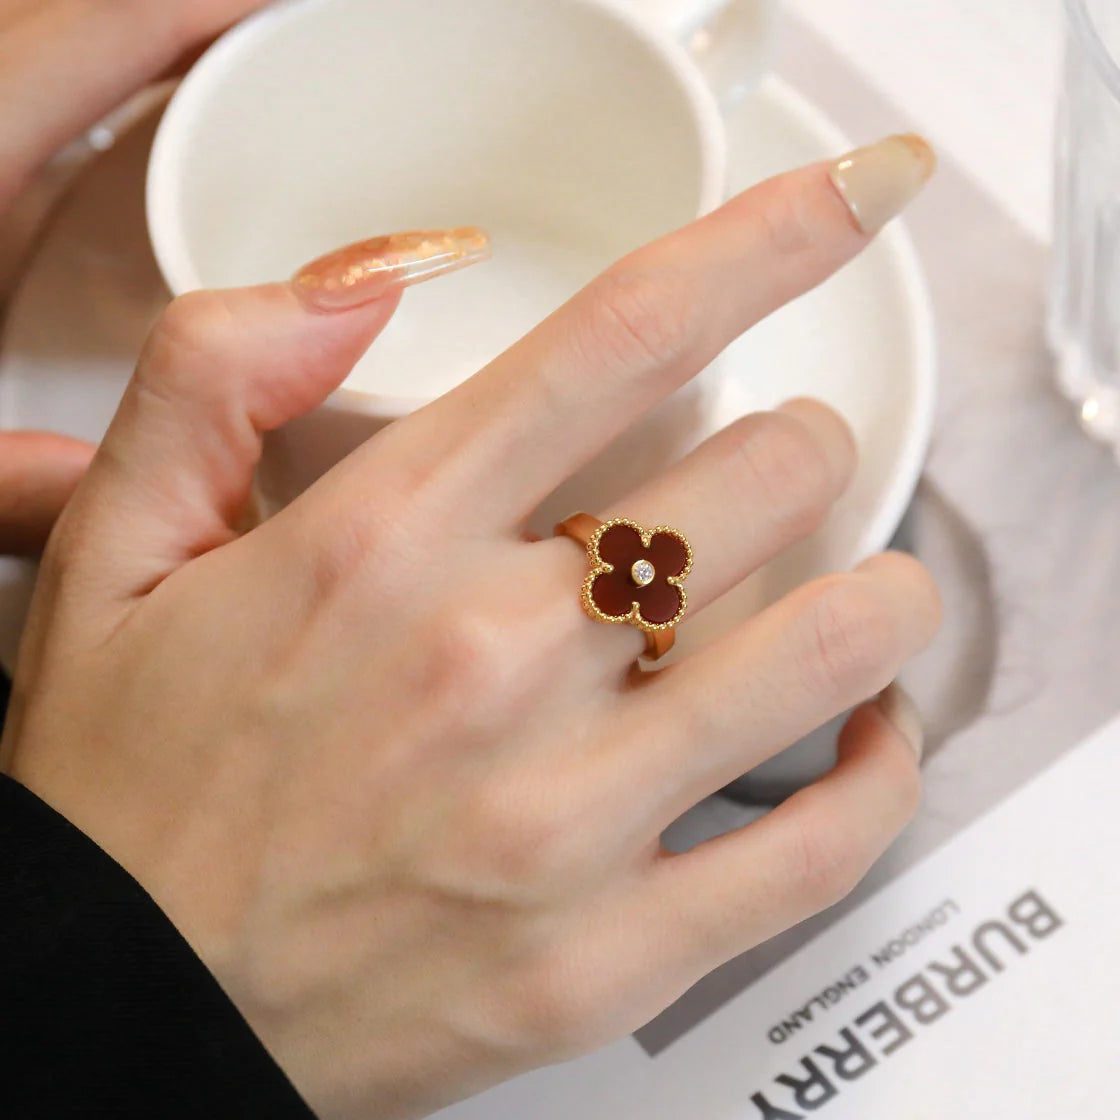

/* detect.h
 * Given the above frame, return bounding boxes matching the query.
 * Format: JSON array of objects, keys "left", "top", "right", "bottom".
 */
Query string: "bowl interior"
[{"left": 149, "top": 0, "right": 725, "bottom": 399}]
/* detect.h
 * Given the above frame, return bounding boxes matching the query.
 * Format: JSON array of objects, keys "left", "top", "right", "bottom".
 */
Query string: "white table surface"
[{"left": 788, "top": 0, "right": 1063, "bottom": 244}]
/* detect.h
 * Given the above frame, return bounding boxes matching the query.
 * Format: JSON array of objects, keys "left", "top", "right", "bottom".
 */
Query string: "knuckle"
[
  {"left": 786, "top": 819, "right": 867, "bottom": 911},
  {"left": 580, "top": 266, "right": 695, "bottom": 378},
  {"left": 500, "top": 951, "right": 613, "bottom": 1060},
  {"left": 889, "top": 551, "right": 945, "bottom": 641},
  {"left": 148, "top": 291, "right": 232, "bottom": 360},
  {"left": 730, "top": 413, "right": 834, "bottom": 535},
  {"left": 783, "top": 398, "right": 858, "bottom": 473},
  {"left": 142, "top": 291, "right": 236, "bottom": 399},
  {"left": 522, "top": 975, "right": 597, "bottom": 1059},
  {"left": 414, "top": 603, "right": 543, "bottom": 737},
  {"left": 753, "top": 179, "right": 825, "bottom": 259},
  {"left": 870, "top": 727, "right": 925, "bottom": 821},
  {"left": 428, "top": 606, "right": 511, "bottom": 697},
  {"left": 890, "top": 762, "right": 924, "bottom": 823},
  {"left": 802, "top": 576, "right": 898, "bottom": 697},
  {"left": 305, "top": 498, "right": 404, "bottom": 601},
  {"left": 39, "top": 505, "right": 100, "bottom": 594},
  {"left": 460, "top": 783, "right": 581, "bottom": 899}
]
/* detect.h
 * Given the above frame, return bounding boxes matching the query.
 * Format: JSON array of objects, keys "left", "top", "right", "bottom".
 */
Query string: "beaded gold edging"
[{"left": 579, "top": 517, "right": 693, "bottom": 633}]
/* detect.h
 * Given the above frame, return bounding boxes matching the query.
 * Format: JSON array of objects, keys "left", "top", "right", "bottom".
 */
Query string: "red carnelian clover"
[{"left": 589, "top": 523, "right": 689, "bottom": 626}]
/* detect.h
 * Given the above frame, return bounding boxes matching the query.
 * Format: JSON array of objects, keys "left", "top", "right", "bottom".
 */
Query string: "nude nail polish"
[
  {"left": 293, "top": 227, "right": 491, "bottom": 311},
  {"left": 828, "top": 134, "right": 937, "bottom": 235},
  {"left": 878, "top": 682, "right": 925, "bottom": 762}
]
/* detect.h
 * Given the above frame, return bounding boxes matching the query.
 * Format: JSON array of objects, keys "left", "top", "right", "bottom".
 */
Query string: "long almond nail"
[
  {"left": 293, "top": 227, "right": 490, "bottom": 311},
  {"left": 828, "top": 134, "right": 936, "bottom": 236},
  {"left": 878, "top": 682, "right": 924, "bottom": 762}
]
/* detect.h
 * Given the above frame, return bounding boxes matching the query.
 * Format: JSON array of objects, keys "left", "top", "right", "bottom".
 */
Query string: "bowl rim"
[{"left": 145, "top": 0, "right": 729, "bottom": 419}]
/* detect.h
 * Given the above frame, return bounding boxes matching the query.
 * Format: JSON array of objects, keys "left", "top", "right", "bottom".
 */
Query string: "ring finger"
[{"left": 539, "top": 396, "right": 858, "bottom": 666}]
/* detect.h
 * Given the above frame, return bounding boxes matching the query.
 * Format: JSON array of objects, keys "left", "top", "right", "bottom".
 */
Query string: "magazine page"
[{"left": 439, "top": 712, "right": 1119, "bottom": 1118}]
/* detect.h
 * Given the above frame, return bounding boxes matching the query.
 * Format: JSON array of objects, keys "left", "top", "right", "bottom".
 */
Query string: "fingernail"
[
  {"left": 828, "top": 134, "right": 937, "bottom": 236},
  {"left": 878, "top": 682, "right": 924, "bottom": 762},
  {"left": 292, "top": 227, "right": 491, "bottom": 312}
]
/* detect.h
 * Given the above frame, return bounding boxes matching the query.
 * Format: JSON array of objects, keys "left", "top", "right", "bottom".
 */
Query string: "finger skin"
[
  {"left": 638, "top": 696, "right": 922, "bottom": 976},
  {"left": 386, "top": 159, "right": 871, "bottom": 527},
  {"left": 612, "top": 398, "right": 857, "bottom": 611},
  {"left": 610, "top": 552, "right": 941, "bottom": 825},
  {"left": 0, "top": 431, "right": 94, "bottom": 555},
  {"left": 56, "top": 285, "right": 401, "bottom": 598}
]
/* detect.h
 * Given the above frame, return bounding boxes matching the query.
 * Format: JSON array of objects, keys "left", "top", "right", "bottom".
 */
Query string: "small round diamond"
[{"left": 631, "top": 559, "right": 656, "bottom": 587}]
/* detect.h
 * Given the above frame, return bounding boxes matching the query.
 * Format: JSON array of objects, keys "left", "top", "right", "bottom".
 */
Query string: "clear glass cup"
[{"left": 1050, "top": 0, "right": 1120, "bottom": 458}]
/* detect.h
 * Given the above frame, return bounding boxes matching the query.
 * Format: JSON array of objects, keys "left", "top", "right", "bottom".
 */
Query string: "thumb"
[
  {"left": 55, "top": 228, "right": 489, "bottom": 598},
  {"left": 0, "top": 432, "right": 95, "bottom": 556}
]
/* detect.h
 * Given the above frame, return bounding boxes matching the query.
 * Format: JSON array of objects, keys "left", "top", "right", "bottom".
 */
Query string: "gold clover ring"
[{"left": 554, "top": 514, "right": 693, "bottom": 661}]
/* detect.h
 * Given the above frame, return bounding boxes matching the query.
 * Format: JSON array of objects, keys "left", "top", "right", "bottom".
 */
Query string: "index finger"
[{"left": 378, "top": 135, "right": 934, "bottom": 529}]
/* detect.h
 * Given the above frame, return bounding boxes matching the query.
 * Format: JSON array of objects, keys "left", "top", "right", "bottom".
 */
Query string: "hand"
[
  {"left": 2, "top": 138, "right": 941, "bottom": 1119},
  {"left": 0, "top": 0, "right": 272, "bottom": 554},
  {"left": 0, "top": 0, "right": 270, "bottom": 211}
]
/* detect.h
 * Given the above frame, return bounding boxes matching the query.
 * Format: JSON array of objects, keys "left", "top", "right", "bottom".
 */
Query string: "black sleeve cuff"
[{"left": 0, "top": 773, "right": 316, "bottom": 1118}]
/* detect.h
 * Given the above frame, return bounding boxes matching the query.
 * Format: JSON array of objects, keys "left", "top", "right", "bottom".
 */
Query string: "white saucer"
[{"left": 0, "top": 75, "right": 934, "bottom": 671}]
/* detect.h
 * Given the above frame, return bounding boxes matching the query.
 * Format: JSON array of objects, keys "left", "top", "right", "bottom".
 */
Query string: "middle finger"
[{"left": 536, "top": 397, "right": 858, "bottom": 665}]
